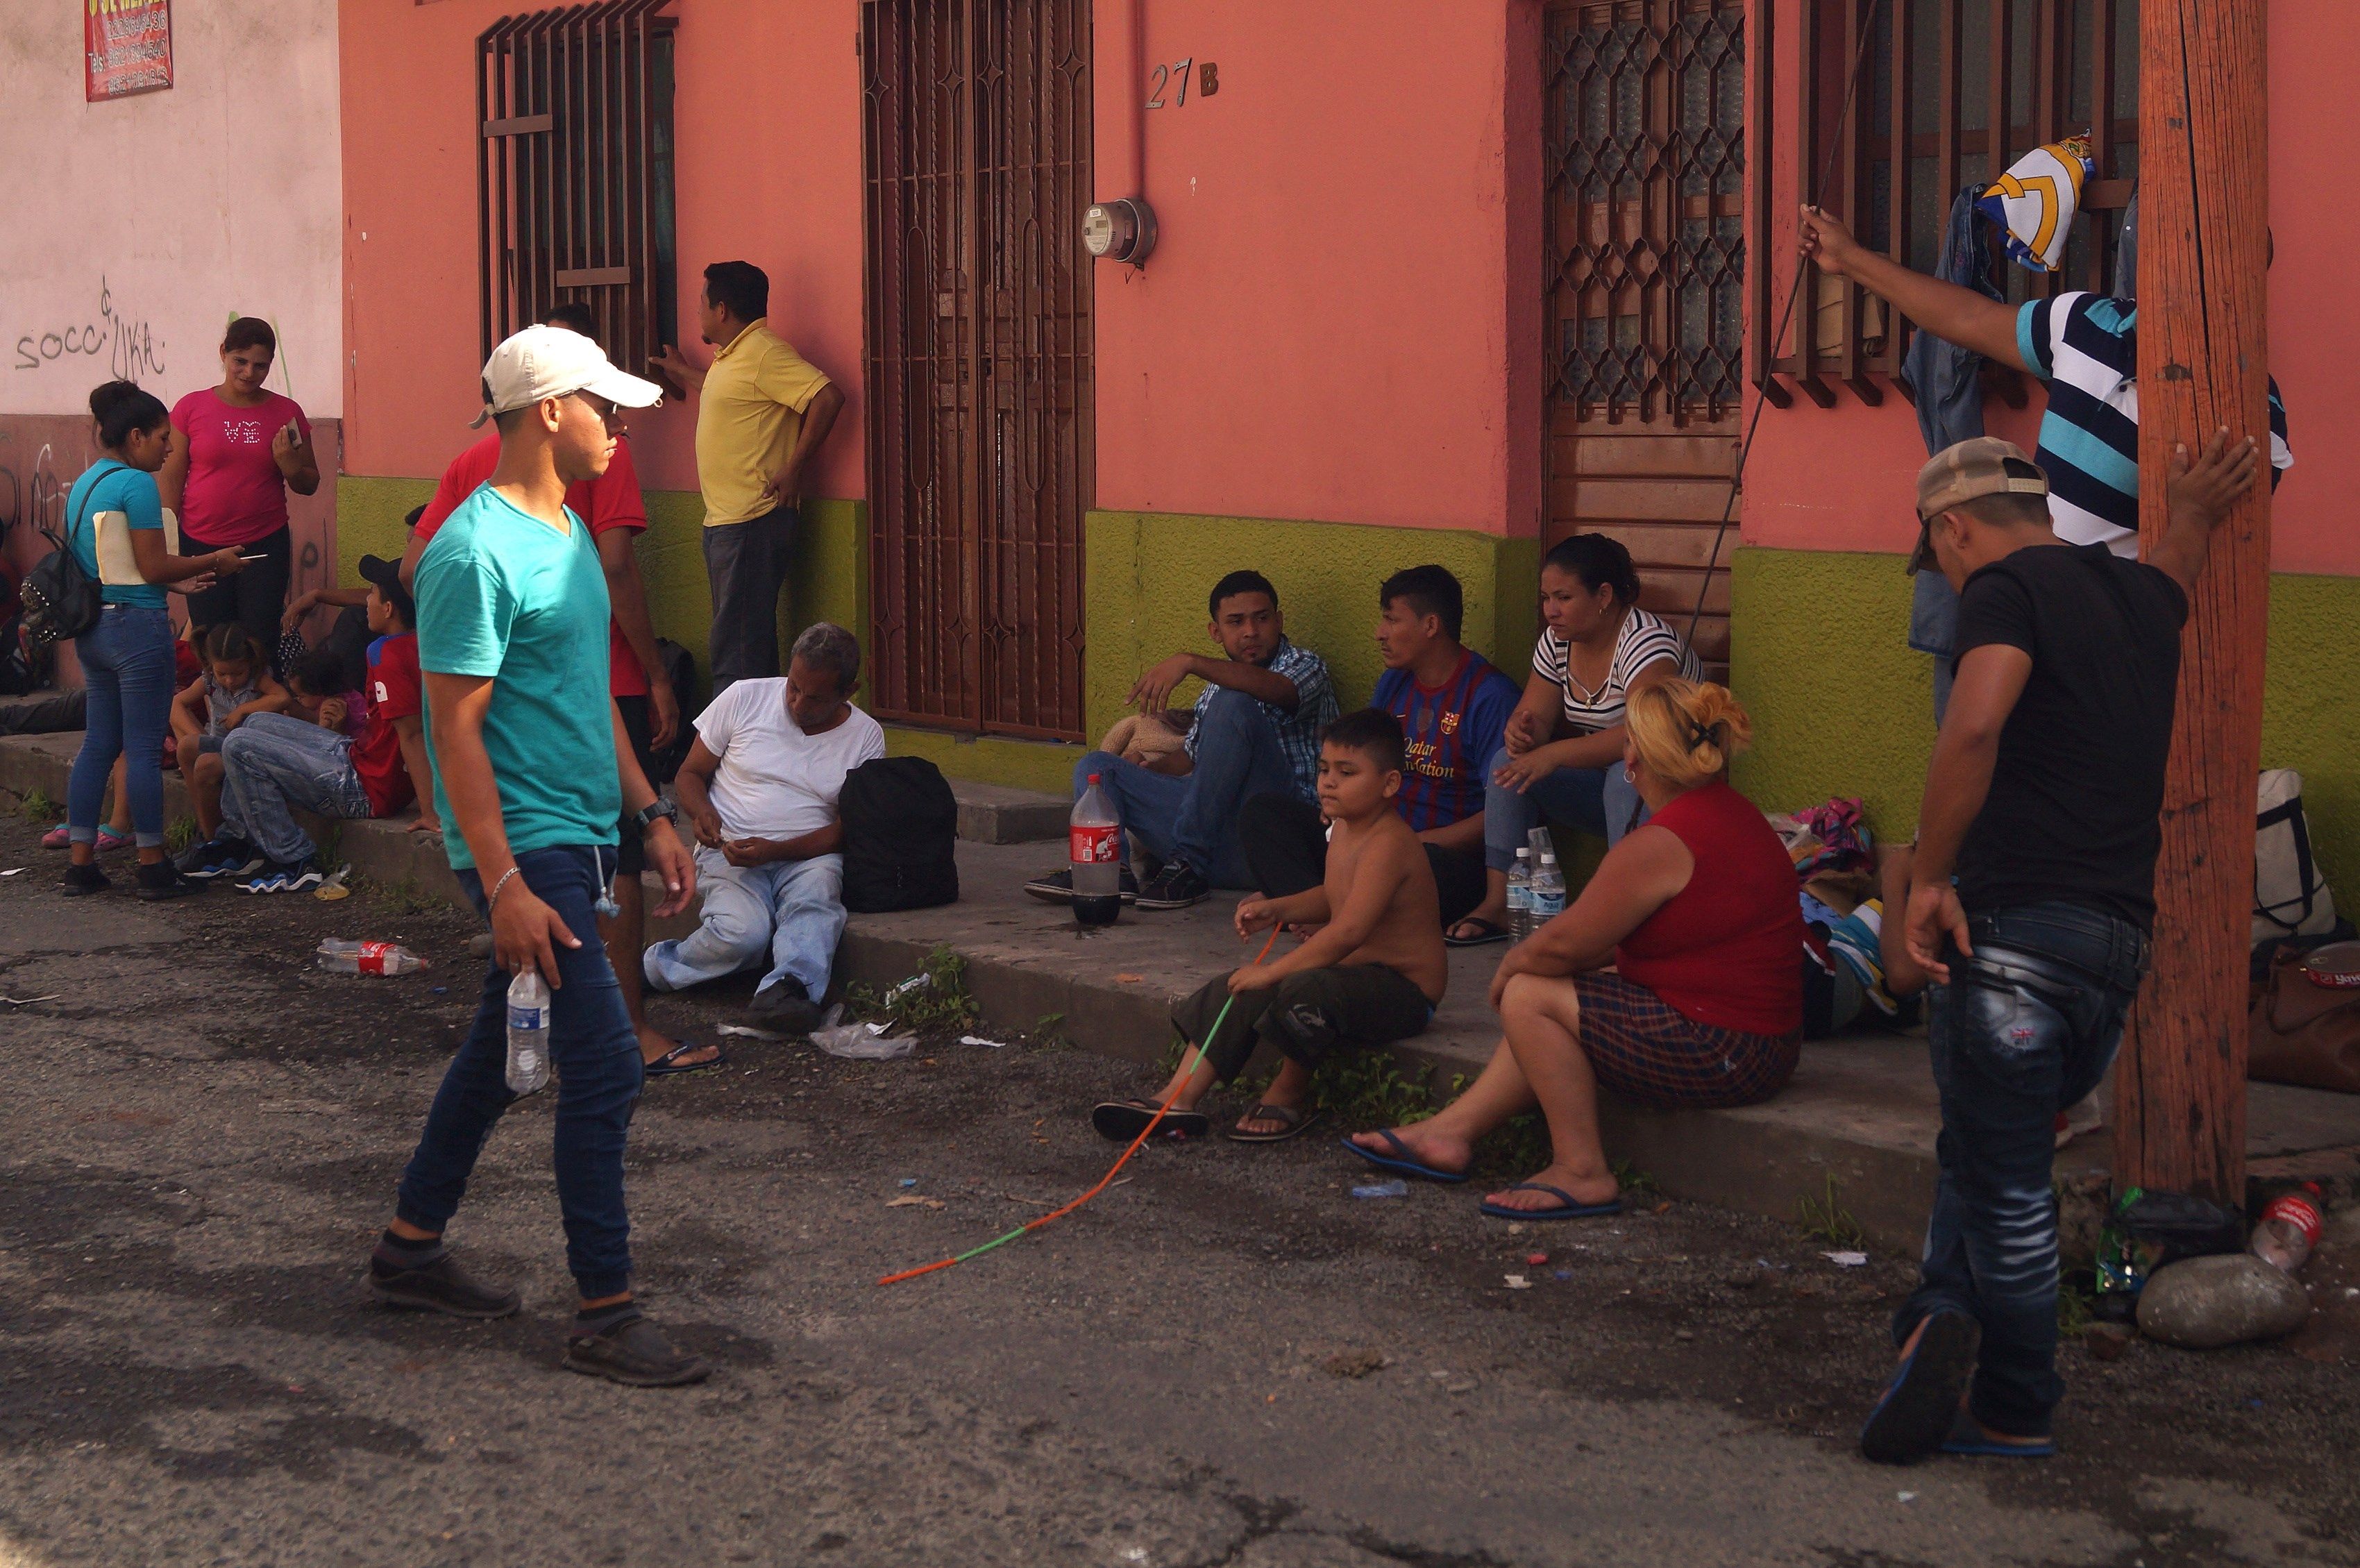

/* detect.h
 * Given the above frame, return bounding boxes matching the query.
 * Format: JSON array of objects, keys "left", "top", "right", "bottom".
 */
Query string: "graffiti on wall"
[
  {"left": 12, "top": 278, "right": 165, "bottom": 385},
  {"left": 0, "top": 431, "right": 68, "bottom": 553}
]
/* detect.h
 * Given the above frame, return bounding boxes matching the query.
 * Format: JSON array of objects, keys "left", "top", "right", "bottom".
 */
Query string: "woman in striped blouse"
[{"left": 1444, "top": 533, "right": 1699, "bottom": 946}]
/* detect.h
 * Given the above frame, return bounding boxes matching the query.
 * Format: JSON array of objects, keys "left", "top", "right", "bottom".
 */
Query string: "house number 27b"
[{"left": 1146, "top": 59, "right": 1217, "bottom": 108}]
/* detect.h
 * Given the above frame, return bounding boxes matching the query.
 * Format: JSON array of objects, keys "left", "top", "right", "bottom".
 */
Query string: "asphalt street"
[{"left": 1, "top": 813, "right": 2354, "bottom": 1568}]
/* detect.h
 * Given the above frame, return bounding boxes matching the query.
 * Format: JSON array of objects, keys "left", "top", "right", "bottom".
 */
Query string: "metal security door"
[
  {"left": 863, "top": 0, "right": 1093, "bottom": 739},
  {"left": 1544, "top": 0, "right": 1745, "bottom": 675}
]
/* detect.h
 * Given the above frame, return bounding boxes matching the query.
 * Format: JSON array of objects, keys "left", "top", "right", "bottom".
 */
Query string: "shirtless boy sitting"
[{"left": 1090, "top": 709, "right": 1447, "bottom": 1145}]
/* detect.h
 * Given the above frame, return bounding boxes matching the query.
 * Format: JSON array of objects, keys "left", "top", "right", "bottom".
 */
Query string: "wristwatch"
[{"left": 633, "top": 798, "right": 678, "bottom": 836}]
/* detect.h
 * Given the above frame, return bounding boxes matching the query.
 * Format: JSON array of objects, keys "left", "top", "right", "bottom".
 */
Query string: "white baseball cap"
[{"left": 470, "top": 323, "right": 664, "bottom": 428}]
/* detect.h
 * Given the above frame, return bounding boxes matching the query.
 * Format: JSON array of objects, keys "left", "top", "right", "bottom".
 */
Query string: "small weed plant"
[
  {"left": 1796, "top": 1174, "right": 1869, "bottom": 1249},
  {"left": 165, "top": 817, "right": 200, "bottom": 854},
  {"left": 846, "top": 944, "right": 981, "bottom": 1036},
  {"left": 17, "top": 788, "right": 59, "bottom": 823}
]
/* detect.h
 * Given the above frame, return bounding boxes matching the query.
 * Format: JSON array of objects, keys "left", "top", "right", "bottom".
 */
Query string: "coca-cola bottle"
[
  {"left": 2249, "top": 1183, "right": 2325, "bottom": 1275},
  {"left": 1070, "top": 773, "right": 1122, "bottom": 928}
]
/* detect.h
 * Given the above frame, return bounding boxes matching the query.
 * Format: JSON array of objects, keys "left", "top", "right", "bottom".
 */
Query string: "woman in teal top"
[{"left": 62, "top": 380, "right": 246, "bottom": 899}]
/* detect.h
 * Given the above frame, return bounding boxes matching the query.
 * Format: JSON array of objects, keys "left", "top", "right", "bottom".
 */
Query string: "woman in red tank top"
[{"left": 1345, "top": 680, "right": 1803, "bottom": 1219}]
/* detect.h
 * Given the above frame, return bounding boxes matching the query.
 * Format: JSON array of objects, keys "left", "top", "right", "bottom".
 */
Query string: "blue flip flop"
[
  {"left": 1939, "top": 1408, "right": 2053, "bottom": 1458},
  {"left": 1859, "top": 1310, "right": 1980, "bottom": 1465},
  {"left": 1477, "top": 1183, "right": 1622, "bottom": 1221},
  {"left": 1340, "top": 1130, "right": 1469, "bottom": 1185}
]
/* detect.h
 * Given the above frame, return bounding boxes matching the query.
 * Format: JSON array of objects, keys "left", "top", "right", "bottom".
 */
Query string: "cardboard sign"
[{"left": 86, "top": 0, "right": 174, "bottom": 103}]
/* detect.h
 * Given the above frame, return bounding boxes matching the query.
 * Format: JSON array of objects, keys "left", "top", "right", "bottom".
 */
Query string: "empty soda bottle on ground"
[
  {"left": 505, "top": 969, "right": 552, "bottom": 1095},
  {"left": 1530, "top": 852, "right": 1567, "bottom": 929},
  {"left": 1070, "top": 772, "right": 1122, "bottom": 929},
  {"left": 1506, "top": 847, "right": 1533, "bottom": 943},
  {"left": 2250, "top": 1183, "right": 2325, "bottom": 1274},
  {"left": 316, "top": 938, "right": 429, "bottom": 976}
]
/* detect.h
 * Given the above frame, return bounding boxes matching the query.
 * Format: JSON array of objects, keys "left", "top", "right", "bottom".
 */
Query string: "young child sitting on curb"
[
  {"left": 169, "top": 623, "right": 288, "bottom": 848},
  {"left": 1091, "top": 709, "right": 1446, "bottom": 1144},
  {"left": 286, "top": 646, "right": 368, "bottom": 739},
  {"left": 180, "top": 555, "right": 433, "bottom": 888}
]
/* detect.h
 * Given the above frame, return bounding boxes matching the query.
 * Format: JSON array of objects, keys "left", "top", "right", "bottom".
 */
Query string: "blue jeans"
[
  {"left": 644, "top": 848, "right": 848, "bottom": 1002},
  {"left": 218, "top": 711, "right": 374, "bottom": 864},
  {"left": 394, "top": 845, "right": 645, "bottom": 1299},
  {"left": 1900, "top": 901, "right": 2148, "bottom": 1438},
  {"left": 1075, "top": 689, "right": 1295, "bottom": 888},
  {"left": 1480, "top": 745, "right": 1644, "bottom": 873},
  {"left": 69, "top": 605, "right": 176, "bottom": 847}
]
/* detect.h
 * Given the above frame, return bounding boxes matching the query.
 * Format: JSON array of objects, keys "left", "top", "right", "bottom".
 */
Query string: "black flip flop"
[
  {"left": 645, "top": 1040, "right": 727, "bottom": 1077},
  {"left": 1444, "top": 918, "right": 1511, "bottom": 948},
  {"left": 1860, "top": 1310, "right": 1981, "bottom": 1465},
  {"left": 1090, "top": 1097, "right": 1209, "bottom": 1143},
  {"left": 1224, "top": 1104, "right": 1324, "bottom": 1144}
]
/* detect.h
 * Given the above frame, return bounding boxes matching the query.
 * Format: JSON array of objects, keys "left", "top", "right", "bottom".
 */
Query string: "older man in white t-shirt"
[{"left": 643, "top": 622, "right": 885, "bottom": 1032}]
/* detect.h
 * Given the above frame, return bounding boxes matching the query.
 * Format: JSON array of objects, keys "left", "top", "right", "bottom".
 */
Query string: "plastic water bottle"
[
  {"left": 1530, "top": 852, "right": 1567, "bottom": 930},
  {"left": 316, "top": 938, "right": 429, "bottom": 976},
  {"left": 1506, "top": 848, "right": 1534, "bottom": 943},
  {"left": 1070, "top": 772, "right": 1122, "bottom": 928},
  {"left": 505, "top": 969, "right": 551, "bottom": 1095}
]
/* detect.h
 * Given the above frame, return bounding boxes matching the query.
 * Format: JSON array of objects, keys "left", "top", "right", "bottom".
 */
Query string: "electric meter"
[{"left": 1082, "top": 197, "right": 1156, "bottom": 264}]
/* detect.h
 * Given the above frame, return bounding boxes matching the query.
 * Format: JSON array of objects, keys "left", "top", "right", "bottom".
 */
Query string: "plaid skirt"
[{"left": 1571, "top": 971, "right": 1801, "bottom": 1109}]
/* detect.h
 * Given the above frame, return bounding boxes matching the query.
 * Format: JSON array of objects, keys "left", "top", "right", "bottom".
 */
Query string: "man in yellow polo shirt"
[{"left": 653, "top": 260, "right": 845, "bottom": 694}]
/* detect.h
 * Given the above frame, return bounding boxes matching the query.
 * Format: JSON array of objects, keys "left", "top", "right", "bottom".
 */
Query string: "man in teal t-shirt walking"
[{"left": 368, "top": 326, "right": 708, "bottom": 1388}]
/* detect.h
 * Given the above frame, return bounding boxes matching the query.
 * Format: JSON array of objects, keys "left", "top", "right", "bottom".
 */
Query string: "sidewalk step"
[{"left": 949, "top": 780, "right": 1067, "bottom": 845}]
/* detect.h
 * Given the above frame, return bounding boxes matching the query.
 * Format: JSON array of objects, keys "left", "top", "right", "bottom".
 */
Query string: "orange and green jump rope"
[{"left": 875, "top": 926, "right": 1281, "bottom": 1287}]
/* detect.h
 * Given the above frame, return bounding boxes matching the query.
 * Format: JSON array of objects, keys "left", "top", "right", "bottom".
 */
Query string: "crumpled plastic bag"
[{"left": 812, "top": 1020, "right": 917, "bottom": 1061}]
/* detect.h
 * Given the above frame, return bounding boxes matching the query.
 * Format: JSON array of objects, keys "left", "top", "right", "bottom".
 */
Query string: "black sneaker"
[
  {"left": 60, "top": 861, "right": 111, "bottom": 897},
  {"left": 181, "top": 836, "right": 264, "bottom": 880},
  {"left": 1022, "top": 865, "right": 1140, "bottom": 904},
  {"left": 237, "top": 859, "right": 324, "bottom": 895},
  {"left": 748, "top": 977, "right": 822, "bottom": 1034},
  {"left": 563, "top": 1310, "right": 711, "bottom": 1387},
  {"left": 1135, "top": 860, "right": 1211, "bottom": 910},
  {"left": 368, "top": 1251, "right": 523, "bottom": 1320},
  {"left": 135, "top": 860, "right": 203, "bottom": 900}
]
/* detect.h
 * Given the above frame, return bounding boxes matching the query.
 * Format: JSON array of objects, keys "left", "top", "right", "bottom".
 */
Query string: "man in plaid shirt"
[{"left": 1026, "top": 570, "right": 1338, "bottom": 911}]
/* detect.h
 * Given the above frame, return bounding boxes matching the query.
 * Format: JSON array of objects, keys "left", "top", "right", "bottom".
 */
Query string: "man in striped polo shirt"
[
  {"left": 1239, "top": 565, "right": 1519, "bottom": 929},
  {"left": 1798, "top": 205, "right": 2289, "bottom": 557}
]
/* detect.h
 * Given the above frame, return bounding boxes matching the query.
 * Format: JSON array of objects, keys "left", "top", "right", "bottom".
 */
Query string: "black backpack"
[
  {"left": 838, "top": 756, "right": 958, "bottom": 912},
  {"left": 20, "top": 465, "right": 112, "bottom": 649}
]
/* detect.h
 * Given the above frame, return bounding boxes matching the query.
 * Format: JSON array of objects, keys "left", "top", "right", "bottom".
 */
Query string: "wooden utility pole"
[{"left": 2114, "top": 1, "right": 2271, "bottom": 1205}]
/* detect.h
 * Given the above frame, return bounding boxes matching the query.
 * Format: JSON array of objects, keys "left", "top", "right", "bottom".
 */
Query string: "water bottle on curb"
[
  {"left": 1506, "top": 848, "right": 1534, "bottom": 943},
  {"left": 1530, "top": 852, "right": 1567, "bottom": 930},
  {"left": 506, "top": 970, "right": 552, "bottom": 1095},
  {"left": 316, "top": 938, "right": 429, "bottom": 976},
  {"left": 1070, "top": 773, "right": 1122, "bottom": 929}
]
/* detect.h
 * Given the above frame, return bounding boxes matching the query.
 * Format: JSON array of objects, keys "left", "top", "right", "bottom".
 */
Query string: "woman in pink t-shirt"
[{"left": 159, "top": 317, "right": 320, "bottom": 666}]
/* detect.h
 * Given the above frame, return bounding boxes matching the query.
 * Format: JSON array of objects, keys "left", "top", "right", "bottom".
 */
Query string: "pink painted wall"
[
  {"left": 340, "top": 0, "right": 1541, "bottom": 539},
  {"left": 337, "top": 0, "right": 866, "bottom": 501},
  {"left": 1090, "top": 0, "right": 1539, "bottom": 535},
  {"left": 1742, "top": 0, "right": 2360, "bottom": 577}
]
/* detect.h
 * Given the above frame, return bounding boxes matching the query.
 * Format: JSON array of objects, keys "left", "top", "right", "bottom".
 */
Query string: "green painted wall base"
[
  {"left": 880, "top": 725, "right": 1081, "bottom": 795},
  {"left": 1732, "top": 546, "right": 2360, "bottom": 900},
  {"left": 335, "top": 475, "right": 866, "bottom": 704},
  {"left": 1084, "top": 509, "right": 1539, "bottom": 743}
]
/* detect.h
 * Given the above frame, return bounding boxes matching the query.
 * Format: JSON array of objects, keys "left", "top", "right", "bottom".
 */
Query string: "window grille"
[
  {"left": 1546, "top": 0, "right": 1750, "bottom": 424},
  {"left": 476, "top": 1, "right": 678, "bottom": 373},
  {"left": 1755, "top": 0, "right": 2139, "bottom": 407}
]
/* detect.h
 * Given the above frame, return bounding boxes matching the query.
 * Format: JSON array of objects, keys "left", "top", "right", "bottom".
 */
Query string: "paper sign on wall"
[{"left": 86, "top": 0, "right": 175, "bottom": 103}]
